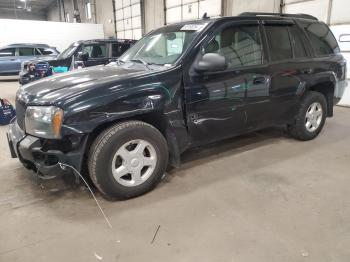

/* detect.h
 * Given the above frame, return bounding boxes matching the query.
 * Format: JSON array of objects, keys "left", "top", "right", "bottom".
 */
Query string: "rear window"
[
  {"left": 303, "top": 22, "right": 340, "bottom": 56},
  {"left": 0, "top": 48, "right": 15, "bottom": 57},
  {"left": 265, "top": 25, "right": 293, "bottom": 61}
]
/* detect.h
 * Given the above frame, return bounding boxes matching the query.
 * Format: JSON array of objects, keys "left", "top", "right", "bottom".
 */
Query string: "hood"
[
  {"left": 24, "top": 56, "right": 58, "bottom": 65},
  {"left": 18, "top": 64, "right": 148, "bottom": 106}
]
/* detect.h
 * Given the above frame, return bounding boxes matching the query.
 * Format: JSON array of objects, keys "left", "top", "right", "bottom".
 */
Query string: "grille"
[{"left": 15, "top": 98, "right": 26, "bottom": 130}]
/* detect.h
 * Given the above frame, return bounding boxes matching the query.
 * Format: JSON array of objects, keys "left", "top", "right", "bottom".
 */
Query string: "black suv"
[
  {"left": 19, "top": 39, "right": 136, "bottom": 85},
  {"left": 7, "top": 13, "right": 347, "bottom": 199}
]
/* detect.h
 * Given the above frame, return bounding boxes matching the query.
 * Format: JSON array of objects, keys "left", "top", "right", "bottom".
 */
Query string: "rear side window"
[
  {"left": 303, "top": 22, "right": 340, "bottom": 56},
  {"left": 112, "top": 43, "right": 129, "bottom": 57},
  {"left": 265, "top": 25, "right": 293, "bottom": 61},
  {"left": 0, "top": 48, "right": 15, "bottom": 57},
  {"left": 289, "top": 25, "right": 307, "bottom": 58},
  {"left": 18, "top": 48, "right": 34, "bottom": 56},
  {"left": 205, "top": 24, "right": 263, "bottom": 69}
]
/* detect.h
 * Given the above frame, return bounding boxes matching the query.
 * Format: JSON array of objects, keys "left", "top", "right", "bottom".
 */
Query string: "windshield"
[
  {"left": 119, "top": 22, "right": 208, "bottom": 65},
  {"left": 57, "top": 42, "right": 80, "bottom": 59}
]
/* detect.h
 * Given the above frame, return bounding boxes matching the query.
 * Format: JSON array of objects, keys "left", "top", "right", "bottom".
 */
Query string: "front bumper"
[{"left": 7, "top": 120, "right": 86, "bottom": 177}]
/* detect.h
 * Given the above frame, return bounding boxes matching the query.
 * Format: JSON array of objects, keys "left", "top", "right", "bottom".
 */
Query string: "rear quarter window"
[
  {"left": 303, "top": 22, "right": 340, "bottom": 56},
  {"left": 37, "top": 48, "right": 55, "bottom": 55}
]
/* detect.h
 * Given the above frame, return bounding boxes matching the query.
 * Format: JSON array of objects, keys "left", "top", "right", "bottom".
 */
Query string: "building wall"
[
  {"left": 142, "top": 0, "right": 280, "bottom": 32},
  {"left": 46, "top": 0, "right": 92, "bottom": 23},
  {"left": 46, "top": 2, "right": 61, "bottom": 22},
  {"left": 0, "top": 9, "right": 46, "bottom": 20},
  {"left": 95, "top": 0, "right": 115, "bottom": 37},
  {"left": 46, "top": 0, "right": 72, "bottom": 22},
  {"left": 0, "top": 19, "right": 104, "bottom": 52},
  {"left": 225, "top": 0, "right": 280, "bottom": 16},
  {"left": 144, "top": 0, "right": 165, "bottom": 33}
]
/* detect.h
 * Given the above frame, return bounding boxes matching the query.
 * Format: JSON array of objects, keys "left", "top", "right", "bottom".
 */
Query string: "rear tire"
[
  {"left": 88, "top": 121, "right": 168, "bottom": 200},
  {"left": 288, "top": 91, "right": 327, "bottom": 141}
]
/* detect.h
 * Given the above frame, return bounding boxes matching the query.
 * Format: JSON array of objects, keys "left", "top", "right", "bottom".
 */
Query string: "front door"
[{"left": 185, "top": 21, "right": 267, "bottom": 145}]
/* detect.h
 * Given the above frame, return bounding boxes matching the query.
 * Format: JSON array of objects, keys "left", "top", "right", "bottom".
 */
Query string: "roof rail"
[{"left": 239, "top": 12, "right": 318, "bottom": 21}]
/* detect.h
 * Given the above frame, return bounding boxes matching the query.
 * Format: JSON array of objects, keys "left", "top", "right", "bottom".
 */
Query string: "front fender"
[{"left": 61, "top": 83, "right": 173, "bottom": 136}]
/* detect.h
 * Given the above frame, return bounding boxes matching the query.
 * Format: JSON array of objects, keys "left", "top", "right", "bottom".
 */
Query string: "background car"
[
  {"left": 19, "top": 39, "right": 137, "bottom": 85},
  {"left": 0, "top": 43, "right": 59, "bottom": 76}
]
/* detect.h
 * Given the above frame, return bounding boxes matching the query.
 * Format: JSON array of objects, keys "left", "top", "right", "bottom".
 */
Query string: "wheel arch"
[
  {"left": 83, "top": 111, "right": 182, "bottom": 174},
  {"left": 307, "top": 80, "right": 335, "bottom": 117}
]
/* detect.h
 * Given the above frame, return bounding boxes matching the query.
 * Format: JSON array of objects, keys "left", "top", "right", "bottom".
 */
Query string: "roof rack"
[{"left": 239, "top": 12, "right": 318, "bottom": 21}]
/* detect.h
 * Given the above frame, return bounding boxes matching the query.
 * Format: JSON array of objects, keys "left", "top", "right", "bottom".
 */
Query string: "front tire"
[
  {"left": 88, "top": 121, "right": 168, "bottom": 200},
  {"left": 288, "top": 91, "right": 327, "bottom": 141}
]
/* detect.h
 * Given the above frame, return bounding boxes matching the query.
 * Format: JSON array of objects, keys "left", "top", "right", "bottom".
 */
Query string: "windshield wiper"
[{"left": 130, "top": 59, "right": 151, "bottom": 70}]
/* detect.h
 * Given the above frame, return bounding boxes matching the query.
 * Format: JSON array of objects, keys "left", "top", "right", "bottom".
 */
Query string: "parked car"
[
  {"left": 19, "top": 39, "right": 136, "bottom": 85},
  {"left": 0, "top": 43, "right": 59, "bottom": 76},
  {"left": 8, "top": 13, "right": 347, "bottom": 200}
]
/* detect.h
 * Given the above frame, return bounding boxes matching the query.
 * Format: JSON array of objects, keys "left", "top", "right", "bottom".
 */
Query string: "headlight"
[{"left": 25, "top": 106, "right": 64, "bottom": 139}]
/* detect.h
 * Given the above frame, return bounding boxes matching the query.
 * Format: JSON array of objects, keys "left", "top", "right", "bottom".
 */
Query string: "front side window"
[
  {"left": 0, "top": 48, "right": 15, "bottom": 57},
  {"left": 205, "top": 24, "right": 263, "bottom": 69},
  {"left": 265, "top": 25, "right": 293, "bottom": 61},
  {"left": 18, "top": 47, "right": 34, "bottom": 56},
  {"left": 82, "top": 44, "right": 107, "bottom": 58},
  {"left": 112, "top": 43, "right": 129, "bottom": 57},
  {"left": 304, "top": 22, "right": 340, "bottom": 56}
]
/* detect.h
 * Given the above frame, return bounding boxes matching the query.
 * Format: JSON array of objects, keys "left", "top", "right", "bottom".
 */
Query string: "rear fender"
[{"left": 303, "top": 71, "right": 337, "bottom": 117}]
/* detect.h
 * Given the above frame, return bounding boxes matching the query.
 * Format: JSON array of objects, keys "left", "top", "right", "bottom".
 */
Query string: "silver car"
[{"left": 0, "top": 43, "right": 59, "bottom": 76}]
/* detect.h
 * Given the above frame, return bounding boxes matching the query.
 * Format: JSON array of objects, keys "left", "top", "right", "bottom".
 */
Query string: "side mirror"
[
  {"left": 195, "top": 53, "right": 227, "bottom": 72},
  {"left": 77, "top": 51, "right": 89, "bottom": 62}
]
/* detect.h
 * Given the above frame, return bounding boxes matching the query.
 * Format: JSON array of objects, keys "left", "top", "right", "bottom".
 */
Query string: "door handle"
[
  {"left": 253, "top": 76, "right": 268, "bottom": 85},
  {"left": 301, "top": 68, "right": 313, "bottom": 74}
]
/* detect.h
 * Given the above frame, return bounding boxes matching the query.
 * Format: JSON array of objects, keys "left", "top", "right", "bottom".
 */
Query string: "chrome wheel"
[
  {"left": 305, "top": 102, "right": 323, "bottom": 132},
  {"left": 111, "top": 139, "right": 157, "bottom": 187}
]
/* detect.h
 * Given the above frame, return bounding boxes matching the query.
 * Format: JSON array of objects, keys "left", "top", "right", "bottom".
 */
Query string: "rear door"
[
  {"left": 0, "top": 48, "right": 18, "bottom": 74},
  {"left": 82, "top": 43, "right": 108, "bottom": 67},
  {"left": 258, "top": 20, "right": 310, "bottom": 124}
]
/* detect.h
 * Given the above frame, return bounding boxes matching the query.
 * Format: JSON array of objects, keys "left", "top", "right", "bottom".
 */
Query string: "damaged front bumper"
[{"left": 7, "top": 120, "right": 87, "bottom": 178}]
